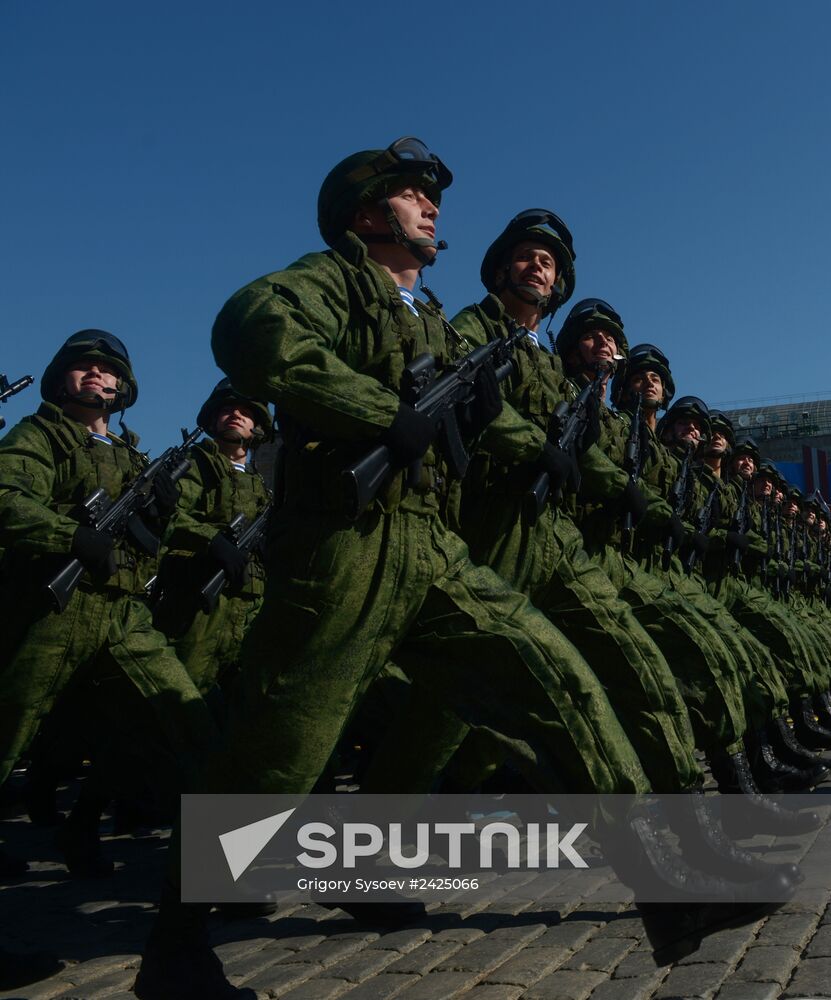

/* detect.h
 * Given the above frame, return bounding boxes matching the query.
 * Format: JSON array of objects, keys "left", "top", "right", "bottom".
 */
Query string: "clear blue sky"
[{"left": 2, "top": 1, "right": 830, "bottom": 454}]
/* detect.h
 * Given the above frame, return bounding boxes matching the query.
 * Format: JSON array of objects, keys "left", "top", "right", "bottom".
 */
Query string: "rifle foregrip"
[
  {"left": 46, "top": 559, "right": 86, "bottom": 613},
  {"left": 523, "top": 471, "right": 550, "bottom": 526}
]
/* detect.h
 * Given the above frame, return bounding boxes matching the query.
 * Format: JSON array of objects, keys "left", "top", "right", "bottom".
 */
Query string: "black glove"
[
  {"left": 208, "top": 532, "right": 249, "bottom": 589},
  {"left": 71, "top": 525, "right": 117, "bottom": 581},
  {"left": 691, "top": 531, "right": 710, "bottom": 557},
  {"left": 539, "top": 442, "right": 577, "bottom": 497},
  {"left": 381, "top": 403, "right": 435, "bottom": 467},
  {"left": 668, "top": 513, "right": 686, "bottom": 550},
  {"left": 726, "top": 531, "right": 750, "bottom": 553},
  {"left": 577, "top": 392, "right": 601, "bottom": 455},
  {"left": 456, "top": 365, "right": 503, "bottom": 439},
  {"left": 620, "top": 480, "right": 648, "bottom": 526},
  {"left": 150, "top": 468, "right": 180, "bottom": 519}
]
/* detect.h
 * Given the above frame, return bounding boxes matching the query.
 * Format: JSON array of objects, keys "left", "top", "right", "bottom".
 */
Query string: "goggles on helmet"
[
  {"left": 343, "top": 136, "right": 452, "bottom": 191},
  {"left": 62, "top": 330, "right": 131, "bottom": 364},
  {"left": 568, "top": 298, "right": 624, "bottom": 330},
  {"left": 628, "top": 343, "right": 670, "bottom": 370},
  {"left": 507, "top": 209, "right": 575, "bottom": 260}
]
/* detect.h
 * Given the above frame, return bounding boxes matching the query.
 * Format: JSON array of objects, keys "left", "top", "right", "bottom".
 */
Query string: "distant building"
[{"left": 720, "top": 394, "right": 831, "bottom": 494}]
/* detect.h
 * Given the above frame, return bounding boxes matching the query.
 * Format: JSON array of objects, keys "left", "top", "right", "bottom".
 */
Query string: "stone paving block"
[
  {"left": 524, "top": 919, "right": 598, "bottom": 958},
  {"left": 367, "top": 929, "right": 432, "bottom": 954},
  {"left": 805, "top": 923, "right": 831, "bottom": 956},
  {"left": 602, "top": 913, "right": 646, "bottom": 940},
  {"left": 714, "top": 983, "right": 782, "bottom": 1000},
  {"left": 215, "top": 937, "right": 287, "bottom": 965},
  {"left": 50, "top": 967, "right": 137, "bottom": 998},
  {"left": 611, "top": 946, "right": 663, "bottom": 979},
  {"left": 2, "top": 979, "right": 75, "bottom": 1000},
  {"left": 782, "top": 956, "right": 831, "bottom": 997},
  {"left": 562, "top": 935, "right": 636, "bottom": 973},
  {"left": 434, "top": 923, "right": 546, "bottom": 974},
  {"left": 480, "top": 945, "right": 566, "bottom": 987},
  {"left": 277, "top": 932, "right": 380, "bottom": 968},
  {"left": 279, "top": 978, "right": 352, "bottom": 999},
  {"left": 230, "top": 946, "right": 306, "bottom": 982},
  {"left": 390, "top": 970, "right": 483, "bottom": 999},
  {"left": 752, "top": 910, "right": 820, "bottom": 951},
  {"left": 338, "top": 973, "right": 421, "bottom": 999},
  {"left": 588, "top": 973, "right": 667, "bottom": 1000},
  {"left": 733, "top": 944, "right": 801, "bottom": 985},
  {"left": 674, "top": 920, "right": 763, "bottom": 965},
  {"left": 464, "top": 987, "right": 523, "bottom": 1000},
  {"left": 653, "top": 961, "right": 731, "bottom": 999},
  {"left": 382, "top": 940, "right": 465, "bottom": 976},
  {"left": 50, "top": 954, "right": 137, "bottom": 986},
  {"left": 428, "top": 926, "right": 487, "bottom": 945},
  {"left": 324, "top": 948, "right": 403, "bottom": 983},
  {"left": 240, "top": 960, "right": 324, "bottom": 993},
  {"left": 522, "top": 968, "right": 608, "bottom": 1000}
]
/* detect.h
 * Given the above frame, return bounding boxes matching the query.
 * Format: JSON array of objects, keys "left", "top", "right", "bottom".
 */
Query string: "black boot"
[
  {"left": 56, "top": 786, "right": 113, "bottom": 878},
  {"left": 814, "top": 691, "right": 831, "bottom": 732},
  {"left": 134, "top": 887, "right": 256, "bottom": 1000},
  {"left": 24, "top": 765, "right": 64, "bottom": 826},
  {"left": 0, "top": 944, "right": 63, "bottom": 990},
  {"left": 793, "top": 698, "right": 831, "bottom": 749},
  {"left": 601, "top": 807, "right": 792, "bottom": 966},
  {"left": 769, "top": 716, "right": 831, "bottom": 768},
  {"left": 710, "top": 751, "right": 821, "bottom": 837},
  {"left": 662, "top": 790, "right": 800, "bottom": 883},
  {"left": 747, "top": 729, "right": 826, "bottom": 792}
]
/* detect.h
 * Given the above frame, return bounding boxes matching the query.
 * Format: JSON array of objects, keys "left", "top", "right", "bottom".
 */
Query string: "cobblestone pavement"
[{"left": 3, "top": 780, "right": 831, "bottom": 1000}]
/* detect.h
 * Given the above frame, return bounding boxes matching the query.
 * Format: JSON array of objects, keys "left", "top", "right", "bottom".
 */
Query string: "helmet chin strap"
[
  {"left": 215, "top": 425, "right": 264, "bottom": 449},
  {"left": 504, "top": 276, "right": 550, "bottom": 312},
  {"left": 361, "top": 197, "right": 447, "bottom": 269},
  {"left": 59, "top": 384, "right": 125, "bottom": 411}
]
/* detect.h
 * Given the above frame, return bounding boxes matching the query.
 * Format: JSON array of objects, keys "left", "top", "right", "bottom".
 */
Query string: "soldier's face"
[
  {"left": 627, "top": 370, "right": 663, "bottom": 407},
  {"left": 733, "top": 454, "right": 756, "bottom": 480},
  {"left": 64, "top": 360, "right": 119, "bottom": 401},
  {"left": 507, "top": 242, "right": 557, "bottom": 297},
  {"left": 753, "top": 476, "right": 773, "bottom": 499},
  {"left": 785, "top": 500, "right": 800, "bottom": 518},
  {"left": 356, "top": 184, "right": 439, "bottom": 262},
  {"left": 709, "top": 430, "right": 729, "bottom": 454},
  {"left": 576, "top": 328, "right": 618, "bottom": 368},
  {"left": 672, "top": 416, "right": 704, "bottom": 446},
  {"left": 806, "top": 510, "right": 817, "bottom": 526},
  {"left": 215, "top": 402, "right": 256, "bottom": 440},
  {"left": 820, "top": 519, "right": 828, "bottom": 535}
]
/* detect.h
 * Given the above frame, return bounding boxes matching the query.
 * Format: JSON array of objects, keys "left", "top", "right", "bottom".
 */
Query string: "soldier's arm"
[
  {"left": 211, "top": 254, "right": 402, "bottom": 444},
  {"left": 0, "top": 422, "right": 79, "bottom": 554},
  {"left": 164, "top": 451, "right": 217, "bottom": 554}
]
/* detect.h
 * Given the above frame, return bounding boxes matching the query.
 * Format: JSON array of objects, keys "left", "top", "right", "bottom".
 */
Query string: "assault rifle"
[
  {"left": 46, "top": 427, "right": 203, "bottom": 612},
  {"left": 683, "top": 480, "right": 720, "bottom": 575},
  {"left": 772, "top": 505, "right": 784, "bottom": 599},
  {"left": 199, "top": 499, "right": 274, "bottom": 613},
  {"left": 343, "top": 327, "right": 529, "bottom": 519},
  {"left": 662, "top": 443, "right": 694, "bottom": 570},
  {"left": 760, "top": 496, "right": 771, "bottom": 589},
  {"left": 730, "top": 479, "right": 750, "bottom": 573},
  {"left": 0, "top": 373, "right": 34, "bottom": 430},
  {"left": 784, "top": 516, "right": 798, "bottom": 599},
  {"left": 620, "top": 393, "right": 644, "bottom": 548},
  {"left": 524, "top": 362, "right": 612, "bottom": 525}
]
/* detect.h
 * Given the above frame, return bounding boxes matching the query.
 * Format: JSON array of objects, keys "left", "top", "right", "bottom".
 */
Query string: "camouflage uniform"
[
  {"left": 153, "top": 438, "right": 269, "bottom": 697},
  {"left": 0, "top": 402, "right": 217, "bottom": 802}
]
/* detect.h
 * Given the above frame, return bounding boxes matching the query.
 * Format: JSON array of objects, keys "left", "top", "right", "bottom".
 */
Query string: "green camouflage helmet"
[
  {"left": 555, "top": 298, "right": 629, "bottom": 372},
  {"left": 41, "top": 329, "right": 138, "bottom": 408},
  {"left": 197, "top": 378, "right": 273, "bottom": 444},
  {"left": 479, "top": 209, "right": 576, "bottom": 316},
  {"left": 317, "top": 136, "right": 452, "bottom": 250},
  {"left": 611, "top": 343, "right": 675, "bottom": 409},
  {"left": 657, "top": 395, "right": 712, "bottom": 445}
]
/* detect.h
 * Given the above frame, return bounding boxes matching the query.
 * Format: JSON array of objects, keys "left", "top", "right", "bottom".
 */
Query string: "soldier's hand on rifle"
[
  {"left": 456, "top": 365, "right": 503, "bottom": 439},
  {"left": 148, "top": 468, "right": 180, "bottom": 520},
  {"left": 381, "top": 403, "right": 435, "bottom": 467},
  {"left": 539, "top": 442, "right": 577, "bottom": 497},
  {"left": 208, "top": 532, "right": 249, "bottom": 589},
  {"left": 668, "top": 513, "right": 686, "bottom": 551},
  {"left": 577, "top": 392, "right": 601, "bottom": 455},
  {"left": 726, "top": 531, "right": 750, "bottom": 553},
  {"left": 71, "top": 525, "right": 117, "bottom": 581},
  {"left": 620, "top": 480, "right": 648, "bottom": 526}
]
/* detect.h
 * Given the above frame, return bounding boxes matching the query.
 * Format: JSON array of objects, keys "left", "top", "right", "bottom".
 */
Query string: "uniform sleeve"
[
  {"left": 211, "top": 254, "right": 401, "bottom": 443},
  {"left": 0, "top": 422, "right": 78, "bottom": 555}
]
